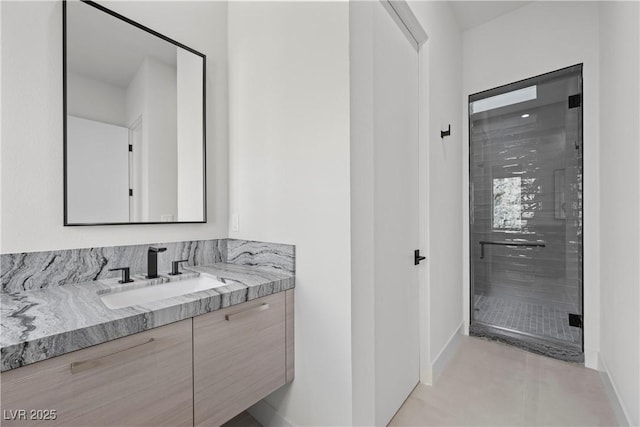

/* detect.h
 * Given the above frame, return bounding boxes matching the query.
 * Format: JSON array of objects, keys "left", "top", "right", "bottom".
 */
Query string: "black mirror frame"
[{"left": 63, "top": 0, "right": 207, "bottom": 226}]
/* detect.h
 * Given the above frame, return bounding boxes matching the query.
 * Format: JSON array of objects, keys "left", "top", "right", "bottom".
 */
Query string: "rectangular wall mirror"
[{"left": 64, "top": 0, "right": 206, "bottom": 225}]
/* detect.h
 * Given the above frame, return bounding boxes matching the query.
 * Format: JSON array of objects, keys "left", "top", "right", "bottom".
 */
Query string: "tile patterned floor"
[
  {"left": 474, "top": 294, "right": 582, "bottom": 345},
  {"left": 390, "top": 336, "right": 620, "bottom": 427}
]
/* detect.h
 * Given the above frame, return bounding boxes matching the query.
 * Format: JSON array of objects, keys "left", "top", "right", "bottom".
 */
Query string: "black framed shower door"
[{"left": 468, "top": 65, "right": 584, "bottom": 362}]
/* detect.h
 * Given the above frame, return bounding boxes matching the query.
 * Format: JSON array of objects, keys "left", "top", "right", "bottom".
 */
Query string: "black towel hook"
[{"left": 441, "top": 124, "right": 451, "bottom": 139}]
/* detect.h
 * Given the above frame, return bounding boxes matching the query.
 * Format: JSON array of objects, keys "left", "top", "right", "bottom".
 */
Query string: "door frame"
[{"left": 417, "top": 39, "right": 431, "bottom": 385}]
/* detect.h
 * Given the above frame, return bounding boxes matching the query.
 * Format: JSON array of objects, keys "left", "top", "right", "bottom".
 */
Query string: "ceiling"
[
  {"left": 450, "top": 1, "right": 533, "bottom": 31},
  {"left": 66, "top": 1, "right": 178, "bottom": 89}
]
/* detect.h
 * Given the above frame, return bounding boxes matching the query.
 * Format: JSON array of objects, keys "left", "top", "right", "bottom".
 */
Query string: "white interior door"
[
  {"left": 373, "top": 2, "right": 420, "bottom": 424},
  {"left": 67, "top": 115, "right": 129, "bottom": 223}
]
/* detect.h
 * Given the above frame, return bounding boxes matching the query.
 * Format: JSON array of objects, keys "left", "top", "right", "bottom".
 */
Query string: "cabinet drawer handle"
[
  {"left": 70, "top": 337, "right": 155, "bottom": 374},
  {"left": 225, "top": 303, "right": 270, "bottom": 321}
]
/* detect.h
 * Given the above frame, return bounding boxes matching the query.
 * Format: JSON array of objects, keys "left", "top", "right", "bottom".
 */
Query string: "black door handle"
[{"left": 414, "top": 249, "right": 426, "bottom": 265}]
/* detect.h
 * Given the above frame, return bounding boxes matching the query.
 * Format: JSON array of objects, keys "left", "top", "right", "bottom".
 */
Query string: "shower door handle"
[
  {"left": 414, "top": 249, "right": 426, "bottom": 265},
  {"left": 479, "top": 240, "right": 546, "bottom": 259}
]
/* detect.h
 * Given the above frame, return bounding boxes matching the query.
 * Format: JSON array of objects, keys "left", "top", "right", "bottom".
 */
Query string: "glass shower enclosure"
[{"left": 469, "top": 65, "right": 584, "bottom": 362}]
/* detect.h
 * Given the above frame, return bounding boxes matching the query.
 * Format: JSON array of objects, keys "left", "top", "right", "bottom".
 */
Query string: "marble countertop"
[{"left": 0, "top": 263, "right": 295, "bottom": 372}]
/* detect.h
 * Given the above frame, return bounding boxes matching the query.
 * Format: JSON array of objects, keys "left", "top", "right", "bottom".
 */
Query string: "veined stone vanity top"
[{"left": 0, "top": 263, "right": 295, "bottom": 372}]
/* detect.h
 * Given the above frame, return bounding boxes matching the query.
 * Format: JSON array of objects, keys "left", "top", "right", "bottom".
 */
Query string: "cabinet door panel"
[
  {"left": 194, "top": 293, "right": 286, "bottom": 426},
  {"left": 0, "top": 320, "right": 193, "bottom": 427}
]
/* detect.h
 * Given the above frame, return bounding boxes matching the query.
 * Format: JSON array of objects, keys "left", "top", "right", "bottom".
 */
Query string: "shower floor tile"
[{"left": 474, "top": 294, "right": 581, "bottom": 345}]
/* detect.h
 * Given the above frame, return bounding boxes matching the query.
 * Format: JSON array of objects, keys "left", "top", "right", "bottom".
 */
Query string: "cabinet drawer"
[
  {"left": 194, "top": 292, "right": 286, "bottom": 426},
  {"left": 0, "top": 320, "right": 193, "bottom": 427}
]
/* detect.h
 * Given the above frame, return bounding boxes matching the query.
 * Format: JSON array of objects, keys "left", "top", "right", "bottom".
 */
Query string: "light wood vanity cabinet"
[
  {"left": 0, "top": 319, "right": 193, "bottom": 427},
  {"left": 193, "top": 291, "right": 291, "bottom": 427},
  {"left": 1, "top": 290, "right": 294, "bottom": 427}
]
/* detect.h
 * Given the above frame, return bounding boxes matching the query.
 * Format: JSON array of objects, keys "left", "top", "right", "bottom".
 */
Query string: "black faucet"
[
  {"left": 146, "top": 246, "right": 167, "bottom": 279},
  {"left": 169, "top": 259, "right": 189, "bottom": 276},
  {"left": 109, "top": 267, "right": 133, "bottom": 284}
]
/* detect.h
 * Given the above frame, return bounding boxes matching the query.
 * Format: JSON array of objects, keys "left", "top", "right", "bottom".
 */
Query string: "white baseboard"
[
  {"left": 247, "top": 399, "right": 293, "bottom": 427},
  {"left": 584, "top": 348, "right": 599, "bottom": 370},
  {"left": 431, "top": 321, "right": 464, "bottom": 385},
  {"left": 599, "top": 356, "right": 632, "bottom": 426}
]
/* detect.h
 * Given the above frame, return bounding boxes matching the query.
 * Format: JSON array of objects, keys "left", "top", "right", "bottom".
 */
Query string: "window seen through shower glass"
[{"left": 492, "top": 177, "right": 522, "bottom": 230}]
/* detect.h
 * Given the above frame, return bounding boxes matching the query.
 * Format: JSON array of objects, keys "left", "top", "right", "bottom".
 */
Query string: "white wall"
[
  {"left": 349, "top": 4, "right": 377, "bottom": 423},
  {"left": 228, "top": 2, "right": 352, "bottom": 426},
  {"left": 410, "top": 0, "right": 464, "bottom": 382},
  {"left": 0, "top": 1, "right": 227, "bottom": 253},
  {"left": 461, "top": 1, "right": 601, "bottom": 368},
  {"left": 144, "top": 57, "right": 178, "bottom": 221},
  {"left": 66, "top": 72, "right": 127, "bottom": 126},
  {"left": 127, "top": 56, "right": 179, "bottom": 222},
  {"left": 598, "top": 2, "right": 640, "bottom": 424},
  {"left": 177, "top": 49, "right": 204, "bottom": 221}
]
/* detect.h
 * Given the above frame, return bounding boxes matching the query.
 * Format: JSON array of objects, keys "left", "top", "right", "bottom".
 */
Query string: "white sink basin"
[{"left": 100, "top": 276, "right": 226, "bottom": 309}]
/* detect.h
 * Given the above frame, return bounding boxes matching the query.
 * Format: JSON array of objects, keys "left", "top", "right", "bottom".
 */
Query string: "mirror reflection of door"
[{"left": 67, "top": 116, "right": 129, "bottom": 223}]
